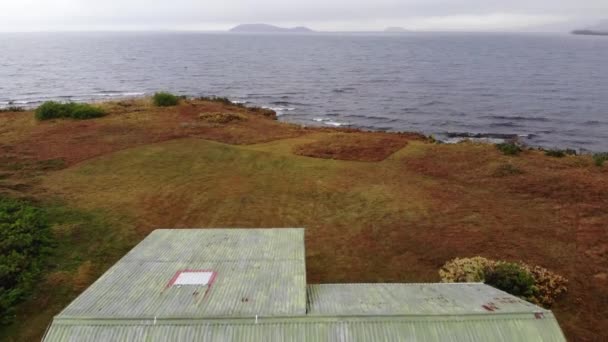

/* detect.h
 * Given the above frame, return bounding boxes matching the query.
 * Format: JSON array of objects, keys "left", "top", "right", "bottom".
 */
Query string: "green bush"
[
  {"left": 439, "top": 257, "right": 567, "bottom": 307},
  {"left": 35, "top": 102, "right": 105, "bottom": 121},
  {"left": 0, "top": 197, "right": 51, "bottom": 325},
  {"left": 153, "top": 92, "right": 180, "bottom": 107},
  {"left": 496, "top": 143, "right": 522, "bottom": 156},
  {"left": 70, "top": 104, "right": 105, "bottom": 119},
  {"left": 593, "top": 153, "right": 608, "bottom": 167},
  {"left": 35, "top": 101, "right": 73, "bottom": 120},
  {"left": 485, "top": 262, "right": 537, "bottom": 301}
]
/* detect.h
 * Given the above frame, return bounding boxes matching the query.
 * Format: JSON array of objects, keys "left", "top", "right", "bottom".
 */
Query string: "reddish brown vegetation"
[
  {"left": 293, "top": 132, "right": 420, "bottom": 162},
  {"left": 0, "top": 98, "right": 305, "bottom": 168},
  {"left": 404, "top": 143, "right": 608, "bottom": 339},
  {"left": 1, "top": 100, "right": 607, "bottom": 341}
]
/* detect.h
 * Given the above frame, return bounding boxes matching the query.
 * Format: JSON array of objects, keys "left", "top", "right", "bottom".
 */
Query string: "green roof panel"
[{"left": 44, "top": 228, "right": 566, "bottom": 342}]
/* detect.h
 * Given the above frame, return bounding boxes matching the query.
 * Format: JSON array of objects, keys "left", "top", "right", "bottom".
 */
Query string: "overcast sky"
[{"left": 0, "top": 0, "right": 606, "bottom": 32}]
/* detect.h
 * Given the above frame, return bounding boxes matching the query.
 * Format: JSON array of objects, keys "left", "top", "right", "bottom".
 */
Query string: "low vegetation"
[
  {"left": 485, "top": 262, "right": 538, "bottom": 301},
  {"left": 197, "top": 96, "right": 238, "bottom": 107},
  {"left": 439, "top": 257, "right": 568, "bottom": 308},
  {"left": 593, "top": 152, "right": 608, "bottom": 166},
  {"left": 293, "top": 132, "right": 416, "bottom": 162},
  {"left": 0, "top": 197, "right": 51, "bottom": 325},
  {"left": 495, "top": 142, "right": 522, "bottom": 156},
  {"left": 199, "top": 112, "right": 247, "bottom": 124},
  {"left": 544, "top": 149, "right": 576, "bottom": 158},
  {"left": 0, "top": 97, "right": 605, "bottom": 340},
  {"left": 438, "top": 256, "right": 493, "bottom": 282},
  {"left": 247, "top": 106, "right": 277, "bottom": 119},
  {"left": 0, "top": 106, "right": 25, "bottom": 113},
  {"left": 493, "top": 163, "right": 523, "bottom": 177},
  {"left": 35, "top": 102, "right": 105, "bottom": 120},
  {"left": 152, "top": 92, "right": 180, "bottom": 107},
  {"left": 196, "top": 96, "right": 277, "bottom": 119}
]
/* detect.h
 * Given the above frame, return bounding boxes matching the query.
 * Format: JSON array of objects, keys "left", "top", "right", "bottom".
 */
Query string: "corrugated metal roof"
[
  {"left": 44, "top": 314, "right": 565, "bottom": 341},
  {"left": 57, "top": 229, "right": 307, "bottom": 319},
  {"left": 307, "top": 283, "right": 543, "bottom": 316},
  {"left": 44, "top": 228, "right": 567, "bottom": 342}
]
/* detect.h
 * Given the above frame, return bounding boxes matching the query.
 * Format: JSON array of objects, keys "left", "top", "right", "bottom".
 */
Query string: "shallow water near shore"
[{"left": 1, "top": 32, "right": 607, "bottom": 151}]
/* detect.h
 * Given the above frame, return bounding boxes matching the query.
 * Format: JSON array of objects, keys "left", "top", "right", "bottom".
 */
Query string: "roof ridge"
[{"left": 52, "top": 311, "right": 554, "bottom": 325}]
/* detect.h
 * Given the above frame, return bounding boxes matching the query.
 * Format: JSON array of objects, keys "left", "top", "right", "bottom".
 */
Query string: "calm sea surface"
[{"left": 1, "top": 32, "right": 607, "bottom": 151}]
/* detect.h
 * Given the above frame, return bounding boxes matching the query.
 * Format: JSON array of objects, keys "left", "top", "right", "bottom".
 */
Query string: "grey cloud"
[{"left": 0, "top": 0, "right": 606, "bottom": 31}]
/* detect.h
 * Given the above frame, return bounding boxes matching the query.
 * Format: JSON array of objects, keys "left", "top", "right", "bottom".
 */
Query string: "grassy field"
[{"left": 0, "top": 98, "right": 606, "bottom": 340}]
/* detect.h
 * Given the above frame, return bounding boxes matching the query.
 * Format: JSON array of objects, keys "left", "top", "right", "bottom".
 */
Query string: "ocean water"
[{"left": 1, "top": 32, "right": 607, "bottom": 151}]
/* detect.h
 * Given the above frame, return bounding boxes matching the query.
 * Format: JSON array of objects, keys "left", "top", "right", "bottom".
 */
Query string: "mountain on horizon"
[
  {"left": 229, "top": 24, "right": 314, "bottom": 33},
  {"left": 384, "top": 27, "right": 409, "bottom": 32},
  {"left": 572, "top": 19, "right": 608, "bottom": 36}
]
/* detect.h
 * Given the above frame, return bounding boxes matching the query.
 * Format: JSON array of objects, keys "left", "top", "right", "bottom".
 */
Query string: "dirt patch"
[{"left": 293, "top": 132, "right": 415, "bottom": 162}]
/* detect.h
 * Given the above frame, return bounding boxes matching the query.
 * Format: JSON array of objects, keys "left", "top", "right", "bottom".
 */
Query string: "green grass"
[
  {"left": 41, "top": 138, "right": 432, "bottom": 279},
  {"left": 593, "top": 153, "right": 608, "bottom": 167},
  {"left": 35, "top": 102, "right": 105, "bottom": 120},
  {"left": 152, "top": 92, "right": 180, "bottom": 107},
  {"left": 496, "top": 143, "right": 522, "bottom": 156},
  {"left": 0, "top": 202, "right": 136, "bottom": 341}
]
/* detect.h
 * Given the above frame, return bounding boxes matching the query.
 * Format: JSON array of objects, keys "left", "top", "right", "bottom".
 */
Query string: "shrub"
[
  {"left": 0, "top": 197, "right": 51, "bottom": 324},
  {"left": 496, "top": 143, "right": 522, "bottom": 156},
  {"left": 35, "top": 102, "right": 105, "bottom": 120},
  {"left": 521, "top": 264, "right": 568, "bottom": 307},
  {"left": 71, "top": 104, "right": 105, "bottom": 119},
  {"left": 439, "top": 257, "right": 496, "bottom": 283},
  {"left": 153, "top": 92, "right": 180, "bottom": 107},
  {"left": 35, "top": 101, "right": 74, "bottom": 120},
  {"left": 485, "top": 262, "right": 538, "bottom": 301},
  {"left": 439, "top": 257, "right": 568, "bottom": 308},
  {"left": 593, "top": 152, "right": 608, "bottom": 167},
  {"left": 545, "top": 150, "right": 566, "bottom": 158}
]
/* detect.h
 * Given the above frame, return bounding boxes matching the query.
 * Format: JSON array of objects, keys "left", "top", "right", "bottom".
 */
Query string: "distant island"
[
  {"left": 384, "top": 27, "right": 409, "bottom": 33},
  {"left": 571, "top": 30, "right": 608, "bottom": 36},
  {"left": 572, "top": 20, "right": 608, "bottom": 36},
  {"left": 229, "top": 24, "right": 314, "bottom": 33}
]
